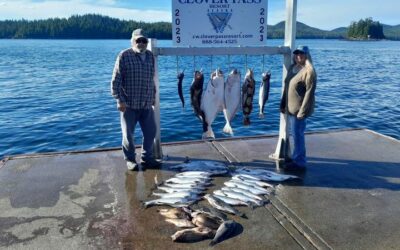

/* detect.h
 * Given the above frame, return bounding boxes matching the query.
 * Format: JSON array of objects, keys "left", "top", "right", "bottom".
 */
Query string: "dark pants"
[{"left": 120, "top": 107, "right": 156, "bottom": 162}]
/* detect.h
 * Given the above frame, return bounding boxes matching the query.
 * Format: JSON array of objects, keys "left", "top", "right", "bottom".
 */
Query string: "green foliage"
[
  {"left": 0, "top": 14, "right": 171, "bottom": 39},
  {"left": 347, "top": 18, "right": 385, "bottom": 39},
  {"left": 0, "top": 15, "right": 398, "bottom": 40}
]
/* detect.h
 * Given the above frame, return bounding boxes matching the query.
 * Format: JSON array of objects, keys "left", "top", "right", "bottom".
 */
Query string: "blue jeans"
[
  {"left": 289, "top": 115, "right": 307, "bottom": 167},
  {"left": 120, "top": 107, "right": 156, "bottom": 162}
]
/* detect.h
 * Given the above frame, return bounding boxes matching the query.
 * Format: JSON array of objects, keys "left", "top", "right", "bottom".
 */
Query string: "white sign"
[{"left": 172, "top": 0, "right": 268, "bottom": 47}]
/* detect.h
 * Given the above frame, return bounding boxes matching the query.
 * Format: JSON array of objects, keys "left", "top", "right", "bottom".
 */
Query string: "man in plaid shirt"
[{"left": 111, "top": 29, "right": 161, "bottom": 171}]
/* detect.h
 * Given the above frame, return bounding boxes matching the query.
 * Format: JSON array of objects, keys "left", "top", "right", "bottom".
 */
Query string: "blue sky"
[{"left": 0, "top": 0, "right": 398, "bottom": 30}]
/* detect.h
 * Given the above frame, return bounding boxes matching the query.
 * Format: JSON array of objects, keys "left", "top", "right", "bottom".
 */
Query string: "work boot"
[
  {"left": 127, "top": 161, "right": 138, "bottom": 171},
  {"left": 140, "top": 158, "right": 162, "bottom": 168},
  {"left": 283, "top": 162, "right": 306, "bottom": 172}
]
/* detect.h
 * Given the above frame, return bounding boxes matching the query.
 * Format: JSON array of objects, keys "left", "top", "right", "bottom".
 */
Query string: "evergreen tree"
[
  {"left": 0, "top": 14, "right": 172, "bottom": 39},
  {"left": 347, "top": 17, "right": 385, "bottom": 39}
]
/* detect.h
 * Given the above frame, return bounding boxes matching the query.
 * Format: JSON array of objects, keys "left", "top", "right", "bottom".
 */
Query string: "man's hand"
[{"left": 117, "top": 102, "right": 127, "bottom": 112}]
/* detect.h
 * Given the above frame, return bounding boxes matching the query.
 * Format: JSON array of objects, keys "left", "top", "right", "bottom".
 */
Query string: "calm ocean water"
[{"left": 0, "top": 39, "right": 399, "bottom": 159}]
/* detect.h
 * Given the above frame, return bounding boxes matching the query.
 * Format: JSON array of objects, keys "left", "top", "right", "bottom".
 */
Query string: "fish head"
[
  {"left": 178, "top": 71, "right": 184, "bottom": 79},
  {"left": 245, "top": 68, "right": 254, "bottom": 78},
  {"left": 228, "top": 69, "right": 241, "bottom": 83},
  {"left": 262, "top": 71, "right": 271, "bottom": 81},
  {"left": 212, "top": 68, "right": 223, "bottom": 79},
  {"left": 195, "top": 71, "right": 204, "bottom": 81}
]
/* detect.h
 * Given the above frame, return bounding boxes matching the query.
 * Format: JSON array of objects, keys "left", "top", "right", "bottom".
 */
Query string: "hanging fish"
[
  {"left": 190, "top": 70, "right": 208, "bottom": 133},
  {"left": 201, "top": 69, "right": 225, "bottom": 139},
  {"left": 259, "top": 71, "right": 271, "bottom": 118},
  {"left": 223, "top": 69, "right": 241, "bottom": 135},
  {"left": 241, "top": 69, "right": 255, "bottom": 125},
  {"left": 177, "top": 70, "right": 185, "bottom": 107}
]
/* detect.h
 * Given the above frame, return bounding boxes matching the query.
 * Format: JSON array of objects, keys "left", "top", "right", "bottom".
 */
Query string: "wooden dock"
[{"left": 1, "top": 129, "right": 399, "bottom": 250}]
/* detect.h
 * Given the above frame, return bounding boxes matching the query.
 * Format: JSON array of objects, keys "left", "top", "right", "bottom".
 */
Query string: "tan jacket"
[{"left": 280, "top": 64, "right": 316, "bottom": 118}]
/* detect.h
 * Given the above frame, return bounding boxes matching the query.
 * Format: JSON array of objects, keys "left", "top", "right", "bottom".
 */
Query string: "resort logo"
[{"left": 207, "top": 9, "right": 233, "bottom": 33}]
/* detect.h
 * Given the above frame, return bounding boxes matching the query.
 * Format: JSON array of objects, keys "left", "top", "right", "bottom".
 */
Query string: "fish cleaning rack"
[{"left": 149, "top": 0, "right": 298, "bottom": 162}]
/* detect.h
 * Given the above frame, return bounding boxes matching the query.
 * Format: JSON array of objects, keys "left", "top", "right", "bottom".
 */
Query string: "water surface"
[{"left": 0, "top": 39, "right": 399, "bottom": 158}]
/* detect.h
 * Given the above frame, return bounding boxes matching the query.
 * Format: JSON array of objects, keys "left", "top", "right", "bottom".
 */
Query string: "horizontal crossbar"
[{"left": 153, "top": 46, "right": 291, "bottom": 56}]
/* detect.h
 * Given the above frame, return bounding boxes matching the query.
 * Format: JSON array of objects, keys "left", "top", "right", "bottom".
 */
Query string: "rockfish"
[
  {"left": 242, "top": 69, "right": 255, "bottom": 125},
  {"left": 171, "top": 227, "right": 215, "bottom": 242},
  {"left": 166, "top": 218, "right": 195, "bottom": 228},
  {"left": 210, "top": 220, "right": 241, "bottom": 246},
  {"left": 192, "top": 213, "right": 222, "bottom": 230},
  {"left": 157, "top": 208, "right": 191, "bottom": 220}
]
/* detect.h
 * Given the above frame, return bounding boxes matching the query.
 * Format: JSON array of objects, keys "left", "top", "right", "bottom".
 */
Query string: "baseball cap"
[
  {"left": 293, "top": 45, "right": 309, "bottom": 54},
  {"left": 132, "top": 28, "right": 147, "bottom": 41}
]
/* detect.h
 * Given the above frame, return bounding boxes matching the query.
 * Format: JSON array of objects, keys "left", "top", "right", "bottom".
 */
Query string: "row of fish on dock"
[
  {"left": 142, "top": 160, "right": 298, "bottom": 245},
  {"left": 178, "top": 68, "right": 271, "bottom": 139}
]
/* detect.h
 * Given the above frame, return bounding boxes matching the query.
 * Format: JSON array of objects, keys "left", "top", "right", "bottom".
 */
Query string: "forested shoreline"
[{"left": 0, "top": 14, "right": 399, "bottom": 40}]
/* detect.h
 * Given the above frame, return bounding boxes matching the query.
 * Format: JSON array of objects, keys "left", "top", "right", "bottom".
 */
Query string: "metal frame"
[
  {"left": 149, "top": 0, "right": 297, "bottom": 161},
  {"left": 270, "top": 0, "right": 297, "bottom": 161}
]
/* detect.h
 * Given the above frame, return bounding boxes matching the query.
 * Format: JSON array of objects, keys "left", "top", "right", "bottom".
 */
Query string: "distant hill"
[
  {"left": 0, "top": 14, "right": 399, "bottom": 40},
  {"left": 382, "top": 24, "right": 400, "bottom": 40},
  {"left": 268, "top": 21, "right": 345, "bottom": 39},
  {"left": 269, "top": 21, "right": 400, "bottom": 40}
]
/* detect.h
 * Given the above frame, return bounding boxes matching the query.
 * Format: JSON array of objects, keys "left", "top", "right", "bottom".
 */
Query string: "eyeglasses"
[{"left": 136, "top": 38, "right": 148, "bottom": 44}]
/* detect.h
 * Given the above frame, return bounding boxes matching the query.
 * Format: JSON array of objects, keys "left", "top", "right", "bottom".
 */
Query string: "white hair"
[{"left": 130, "top": 37, "right": 135, "bottom": 47}]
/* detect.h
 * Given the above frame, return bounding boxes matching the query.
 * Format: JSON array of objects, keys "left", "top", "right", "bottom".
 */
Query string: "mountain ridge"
[{"left": 0, "top": 14, "right": 399, "bottom": 40}]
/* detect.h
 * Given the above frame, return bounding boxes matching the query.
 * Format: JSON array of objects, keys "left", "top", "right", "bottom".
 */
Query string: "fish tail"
[
  {"left": 202, "top": 128, "right": 215, "bottom": 140},
  {"left": 200, "top": 111, "right": 208, "bottom": 132},
  {"left": 142, "top": 202, "right": 150, "bottom": 209},
  {"left": 222, "top": 109, "right": 234, "bottom": 135},
  {"left": 223, "top": 122, "right": 233, "bottom": 135},
  {"left": 240, "top": 213, "right": 248, "bottom": 219},
  {"left": 209, "top": 240, "right": 217, "bottom": 246},
  {"left": 243, "top": 117, "right": 250, "bottom": 126}
]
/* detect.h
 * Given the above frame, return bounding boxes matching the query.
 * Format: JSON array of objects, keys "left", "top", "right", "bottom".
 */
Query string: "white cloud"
[
  {"left": 0, "top": 0, "right": 171, "bottom": 22},
  {"left": 297, "top": 0, "right": 400, "bottom": 30}
]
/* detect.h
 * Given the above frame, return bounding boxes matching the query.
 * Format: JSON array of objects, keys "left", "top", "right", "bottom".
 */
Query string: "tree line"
[
  {"left": 0, "top": 14, "right": 397, "bottom": 40},
  {"left": 0, "top": 14, "right": 342, "bottom": 39},
  {"left": 347, "top": 18, "right": 384, "bottom": 40},
  {"left": 0, "top": 14, "right": 171, "bottom": 39}
]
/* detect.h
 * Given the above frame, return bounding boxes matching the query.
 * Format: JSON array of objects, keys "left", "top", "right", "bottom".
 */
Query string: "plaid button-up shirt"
[{"left": 111, "top": 48, "right": 155, "bottom": 109}]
